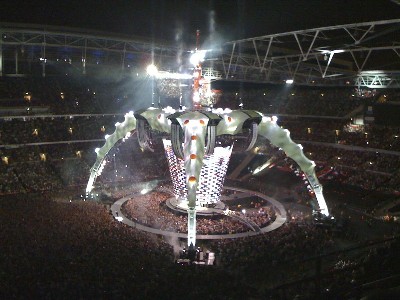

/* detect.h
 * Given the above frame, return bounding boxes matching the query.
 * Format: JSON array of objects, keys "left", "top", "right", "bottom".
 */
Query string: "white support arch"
[
  {"left": 86, "top": 107, "right": 175, "bottom": 194},
  {"left": 86, "top": 111, "right": 138, "bottom": 193},
  {"left": 256, "top": 115, "right": 329, "bottom": 216},
  {"left": 86, "top": 109, "right": 330, "bottom": 246}
]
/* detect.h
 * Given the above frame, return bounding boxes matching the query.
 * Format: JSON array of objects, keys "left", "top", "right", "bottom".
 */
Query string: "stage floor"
[
  {"left": 111, "top": 185, "right": 287, "bottom": 240},
  {"left": 166, "top": 197, "right": 226, "bottom": 216}
]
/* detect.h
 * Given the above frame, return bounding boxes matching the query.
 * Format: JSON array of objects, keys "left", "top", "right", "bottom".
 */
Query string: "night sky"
[{"left": 1, "top": 0, "right": 400, "bottom": 44}]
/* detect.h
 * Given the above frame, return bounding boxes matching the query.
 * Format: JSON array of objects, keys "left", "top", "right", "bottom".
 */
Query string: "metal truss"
[
  {"left": 2, "top": 20, "right": 400, "bottom": 87},
  {"left": 205, "top": 19, "right": 400, "bottom": 87},
  {"left": 355, "top": 71, "right": 400, "bottom": 88},
  {"left": 0, "top": 23, "right": 180, "bottom": 75}
]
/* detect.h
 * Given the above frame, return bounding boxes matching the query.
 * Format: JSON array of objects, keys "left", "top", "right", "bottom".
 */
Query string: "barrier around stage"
[{"left": 111, "top": 185, "right": 287, "bottom": 240}]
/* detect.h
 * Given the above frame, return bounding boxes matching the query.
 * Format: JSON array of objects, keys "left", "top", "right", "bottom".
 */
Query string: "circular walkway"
[{"left": 111, "top": 186, "right": 287, "bottom": 240}]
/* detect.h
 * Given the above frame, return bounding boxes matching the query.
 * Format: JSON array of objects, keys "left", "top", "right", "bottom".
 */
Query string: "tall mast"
[{"left": 193, "top": 30, "right": 202, "bottom": 109}]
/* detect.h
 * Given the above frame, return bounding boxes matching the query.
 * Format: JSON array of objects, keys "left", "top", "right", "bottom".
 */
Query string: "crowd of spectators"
[
  {"left": 215, "top": 86, "right": 363, "bottom": 117},
  {"left": 2, "top": 190, "right": 277, "bottom": 299},
  {"left": 262, "top": 236, "right": 400, "bottom": 299},
  {"left": 0, "top": 76, "right": 110, "bottom": 114},
  {"left": 0, "top": 164, "right": 24, "bottom": 194},
  {"left": 278, "top": 118, "right": 400, "bottom": 151},
  {"left": 211, "top": 221, "right": 334, "bottom": 269},
  {"left": 0, "top": 194, "right": 177, "bottom": 298},
  {"left": 300, "top": 143, "right": 400, "bottom": 193},
  {"left": 1, "top": 117, "right": 399, "bottom": 199},
  {"left": 1, "top": 76, "right": 400, "bottom": 298},
  {"left": 0, "top": 115, "right": 120, "bottom": 145},
  {"left": 0, "top": 129, "right": 170, "bottom": 195},
  {"left": 0, "top": 76, "right": 384, "bottom": 117},
  {"left": 1, "top": 189, "right": 397, "bottom": 299},
  {"left": 121, "top": 188, "right": 276, "bottom": 235},
  {"left": 0, "top": 78, "right": 399, "bottom": 239}
]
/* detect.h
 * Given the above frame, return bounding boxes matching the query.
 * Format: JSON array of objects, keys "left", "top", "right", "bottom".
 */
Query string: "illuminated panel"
[
  {"left": 163, "top": 139, "right": 186, "bottom": 199},
  {"left": 163, "top": 139, "right": 232, "bottom": 206}
]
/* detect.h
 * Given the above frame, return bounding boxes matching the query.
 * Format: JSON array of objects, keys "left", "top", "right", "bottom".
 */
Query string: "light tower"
[{"left": 86, "top": 32, "right": 330, "bottom": 247}]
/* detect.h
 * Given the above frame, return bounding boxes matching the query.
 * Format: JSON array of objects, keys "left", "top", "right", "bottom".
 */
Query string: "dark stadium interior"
[{"left": 1, "top": 1, "right": 400, "bottom": 300}]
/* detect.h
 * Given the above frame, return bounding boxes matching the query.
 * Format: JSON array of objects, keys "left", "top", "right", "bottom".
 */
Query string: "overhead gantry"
[
  {"left": 3, "top": 20, "right": 400, "bottom": 86},
  {"left": 205, "top": 19, "right": 400, "bottom": 87},
  {"left": 86, "top": 107, "right": 330, "bottom": 246}
]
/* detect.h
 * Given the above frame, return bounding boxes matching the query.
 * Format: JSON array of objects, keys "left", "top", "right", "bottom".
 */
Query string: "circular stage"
[
  {"left": 111, "top": 185, "right": 287, "bottom": 240},
  {"left": 166, "top": 197, "right": 226, "bottom": 216}
]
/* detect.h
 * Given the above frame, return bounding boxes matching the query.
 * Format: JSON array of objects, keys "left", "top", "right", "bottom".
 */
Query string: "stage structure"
[{"left": 86, "top": 32, "right": 330, "bottom": 247}]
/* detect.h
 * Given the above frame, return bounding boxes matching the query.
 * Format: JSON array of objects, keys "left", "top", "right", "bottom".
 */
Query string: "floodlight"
[{"left": 146, "top": 64, "right": 158, "bottom": 76}]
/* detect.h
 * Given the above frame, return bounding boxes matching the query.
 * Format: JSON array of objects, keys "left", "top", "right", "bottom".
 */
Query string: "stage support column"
[
  {"left": 41, "top": 37, "right": 46, "bottom": 77},
  {"left": 82, "top": 57, "right": 86, "bottom": 75},
  {"left": 0, "top": 30, "right": 3, "bottom": 77},
  {"left": 121, "top": 43, "right": 126, "bottom": 71},
  {"left": 15, "top": 48, "right": 18, "bottom": 75},
  {"left": 42, "top": 58, "right": 46, "bottom": 77},
  {"left": 187, "top": 207, "right": 196, "bottom": 247},
  {"left": 82, "top": 39, "right": 87, "bottom": 75}
]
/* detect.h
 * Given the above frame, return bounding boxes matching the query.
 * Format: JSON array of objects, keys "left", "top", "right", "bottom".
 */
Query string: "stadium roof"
[
  {"left": 2, "top": 0, "right": 400, "bottom": 42},
  {"left": 2, "top": 1, "right": 400, "bottom": 87},
  {"left": 210, "top": 19, "right": 400, "bottom": 87}
]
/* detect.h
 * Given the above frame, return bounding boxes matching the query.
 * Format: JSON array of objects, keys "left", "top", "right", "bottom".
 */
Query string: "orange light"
[
  {"left": 199, "top": 120, "right": 205, "bottom": 125},
  {"left": 189, "top": 176, "right": 196, "bottom": 183},
  {"left": 184, "top": 119, "right": 189, "bottom": 125},
  {"left": 190, "top": 154, "right": 197, "bottom": 159},
  {"left": 191, "top": 135, "right": 197, "bottom": 140}
]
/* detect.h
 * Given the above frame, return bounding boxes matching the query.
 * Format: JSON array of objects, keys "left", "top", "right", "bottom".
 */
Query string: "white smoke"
[{"left": 164, "top": 235, "right": 183, "bottom": 256}]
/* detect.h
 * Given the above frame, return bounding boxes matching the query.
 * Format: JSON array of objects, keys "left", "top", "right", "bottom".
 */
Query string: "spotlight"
[
  {"left": 140, "top": 188, "right": 149, "bottom": 194},
  {"left": 285, "top": 79, "right": 294, "bottom": 84},
  {"left": 190, "top": 51, "right": 205, "bottom": 66},
  {"left": 146, "top": 64, "right": 158, "bottom": 76}
]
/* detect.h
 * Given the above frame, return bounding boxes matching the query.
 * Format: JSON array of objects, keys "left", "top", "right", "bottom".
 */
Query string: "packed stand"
[{"left": 121, "top": 190, "right": 265, "bottom": 235}]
